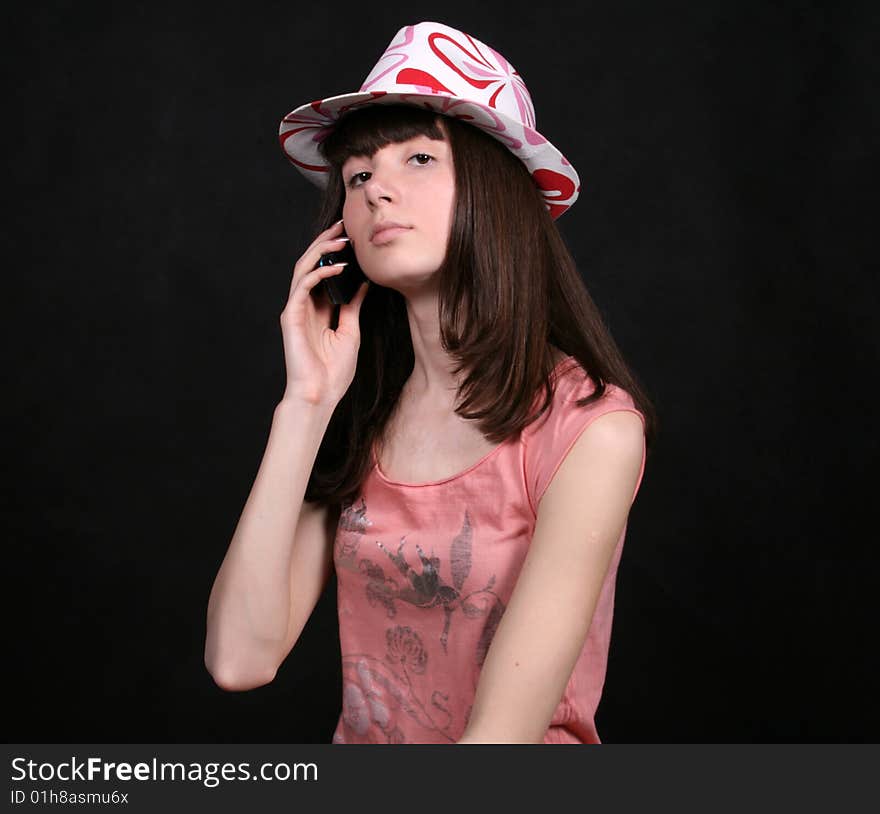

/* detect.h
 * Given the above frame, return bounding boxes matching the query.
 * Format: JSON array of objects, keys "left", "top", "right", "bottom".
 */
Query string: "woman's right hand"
[{"left": 279, "top": 219, "right": 370, "bottom": 408}]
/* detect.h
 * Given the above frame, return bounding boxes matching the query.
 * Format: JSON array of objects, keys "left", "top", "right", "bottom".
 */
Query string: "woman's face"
[{"left": 340, "top": 128, "right": 455, "bottom": 294}]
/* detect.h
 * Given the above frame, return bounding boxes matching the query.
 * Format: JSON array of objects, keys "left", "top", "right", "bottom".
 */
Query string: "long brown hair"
[{"left": 303, "top": 104, "right": 658, "bottom": 506}]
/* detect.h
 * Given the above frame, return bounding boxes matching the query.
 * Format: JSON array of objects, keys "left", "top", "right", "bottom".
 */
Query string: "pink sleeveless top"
[{"left": 330, "top": 355, "right": 647, "bottom": 744}]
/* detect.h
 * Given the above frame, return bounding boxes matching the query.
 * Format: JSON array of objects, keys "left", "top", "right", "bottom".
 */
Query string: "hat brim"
[{"left": 278, "top": 90, "right": 580, "bottom": 219}]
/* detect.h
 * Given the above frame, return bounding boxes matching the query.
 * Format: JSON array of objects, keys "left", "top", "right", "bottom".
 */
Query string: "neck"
[{"left": 401, "top": 289, "right": 465, "bottom": 408}]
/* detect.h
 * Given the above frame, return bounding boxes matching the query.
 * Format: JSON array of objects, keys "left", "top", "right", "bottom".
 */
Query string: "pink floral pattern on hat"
[{"left": 278, "top": 21, "right": 580, "bottom": 219}]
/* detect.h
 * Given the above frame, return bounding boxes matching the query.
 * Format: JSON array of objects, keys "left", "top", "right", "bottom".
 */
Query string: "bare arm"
[
  {"left": 204, "top": 218, "right": 370, "bottom": 692},
  {"left": 204, "top": 399, "right": 337, "bottom": 691},
  {"left": 457, "top": 410, "right": 646, "bottom": 743}
]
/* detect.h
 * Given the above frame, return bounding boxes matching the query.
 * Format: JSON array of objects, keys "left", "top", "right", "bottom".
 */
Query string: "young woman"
[{"left": 205, "top": 21, "right": 658, "bottom": 744}]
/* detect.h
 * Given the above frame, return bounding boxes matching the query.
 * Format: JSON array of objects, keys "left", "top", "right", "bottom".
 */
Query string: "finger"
[
  {"left": 289, "top": 260, "right": 347, "bottom": 300},
  {"left": 292, "top": 235, "right": 352, "bottom": 283},
  {"left": 337, "top": 279, "right": 370, "bottom": 334},
  {"left": 294, "top": 262, "right": 348, "bottom": 299},
  {"left": 302, "top": 219, "right": 346, "bottom": 256},
  {"left": 288, "top": 259, "right": 346, "bottom": 301}
]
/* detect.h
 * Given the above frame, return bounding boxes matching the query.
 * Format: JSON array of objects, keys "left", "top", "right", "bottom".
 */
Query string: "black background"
[{"left": 6, "top": 0, "right": 877, "bottom": 742}]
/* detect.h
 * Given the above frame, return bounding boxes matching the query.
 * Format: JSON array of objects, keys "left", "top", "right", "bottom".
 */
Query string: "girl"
[{"left": 205, "top": 21, "right": 657, "bottom": 744}]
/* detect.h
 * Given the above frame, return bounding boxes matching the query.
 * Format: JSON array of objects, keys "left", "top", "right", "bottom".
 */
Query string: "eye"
[
  {"left": 347, "top": 171, "right": 371, "bottom": 189},
  {"left": 409, "top": 153, "right": 434, "bottom": 166}
]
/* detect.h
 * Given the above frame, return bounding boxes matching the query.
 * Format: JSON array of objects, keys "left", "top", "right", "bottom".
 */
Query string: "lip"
[{"left": 370, "top": 222, "right": 411, "bottom": 244}]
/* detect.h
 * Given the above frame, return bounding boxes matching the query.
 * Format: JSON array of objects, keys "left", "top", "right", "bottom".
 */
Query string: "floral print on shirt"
[{"left": 333, "top": 497, "right": 508, "bottom": 742}]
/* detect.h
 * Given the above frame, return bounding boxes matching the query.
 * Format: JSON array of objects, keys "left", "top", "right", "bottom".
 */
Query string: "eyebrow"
[{"left": 342, "top": 137, "right": 447, "bottom": 162}]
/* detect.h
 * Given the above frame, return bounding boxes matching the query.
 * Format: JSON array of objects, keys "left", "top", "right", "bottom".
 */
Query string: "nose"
[{"left": 363, "top": 171, "right": 396, "bottom": 208}]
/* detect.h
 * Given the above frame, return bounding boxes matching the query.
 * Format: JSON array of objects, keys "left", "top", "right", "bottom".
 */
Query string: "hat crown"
[
  {"left": 278, "top": 21, "right": 580, "bottom": 218},
  {"left": 358, "top": 22, "right": 537, "bottom": 131}
]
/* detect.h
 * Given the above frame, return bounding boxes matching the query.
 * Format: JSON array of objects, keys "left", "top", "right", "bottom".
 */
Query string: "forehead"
[{"left": 324, "top": 108, "right": 451, "bottom": 166}]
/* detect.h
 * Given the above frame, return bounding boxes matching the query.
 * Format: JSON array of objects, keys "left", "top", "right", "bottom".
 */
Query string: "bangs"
[{"left": 319, "top": 104, "right": 446, "bottom": 168}]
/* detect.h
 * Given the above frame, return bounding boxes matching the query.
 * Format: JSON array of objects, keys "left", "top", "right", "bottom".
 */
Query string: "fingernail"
[
  {"left": 336, "top": 236, "right": 351, "bottom": 242},
  {"left": 336, "top": 218, "right": 344, "bottom": 225}
]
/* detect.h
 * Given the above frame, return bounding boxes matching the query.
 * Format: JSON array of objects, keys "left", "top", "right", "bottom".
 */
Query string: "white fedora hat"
[{"left": 278, "top": 21, "right": 580, "bottom": 219}]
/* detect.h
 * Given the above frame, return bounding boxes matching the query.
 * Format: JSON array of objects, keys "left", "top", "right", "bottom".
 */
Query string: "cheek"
[
  {"left": 437, "top": 174, "right": 455, "bottom": 212},
  {"left": 431, "top": 185, "right": 455, "bottom": 241},
  {"left": 341, "top": 197, "right": 365, "bottom": 234}
]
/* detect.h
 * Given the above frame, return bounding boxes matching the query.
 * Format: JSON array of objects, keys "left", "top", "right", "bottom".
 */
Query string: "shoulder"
[
  {"left": 576, "top": 407, "right": 644, "bottom": 445},
  {"left": 537, "top": 407, "right": 646, "bottom": 523},
  {"left": 528, "top": 357, "right": 642, "bottom": 433},
  {"left": 523, "top": 358, "right": 646, "bottom": 512},
  {"left": 554, "top": 409, "right": 645, "bottom": 483},
  {"left": 550, "top": 363, "right": 645, "bottom": 468}
]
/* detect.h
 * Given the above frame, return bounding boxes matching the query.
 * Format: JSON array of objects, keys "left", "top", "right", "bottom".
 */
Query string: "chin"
[{"left": 363, "top": 263, "right": 442, "bottom": 292}]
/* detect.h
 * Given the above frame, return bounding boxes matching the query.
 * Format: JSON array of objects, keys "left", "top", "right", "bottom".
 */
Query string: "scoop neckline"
[{"left": 371, "top": 354, "right": 575, "bottom": 488}]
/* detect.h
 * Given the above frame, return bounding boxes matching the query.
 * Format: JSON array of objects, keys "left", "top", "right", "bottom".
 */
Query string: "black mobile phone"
[{"left": 315, "top": 240, "right": 367, "bottom": 305}]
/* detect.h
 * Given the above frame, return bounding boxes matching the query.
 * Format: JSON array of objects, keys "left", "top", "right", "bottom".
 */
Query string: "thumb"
[{"left": 337, "top": 280, "right": 370, "bottom": 334}]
